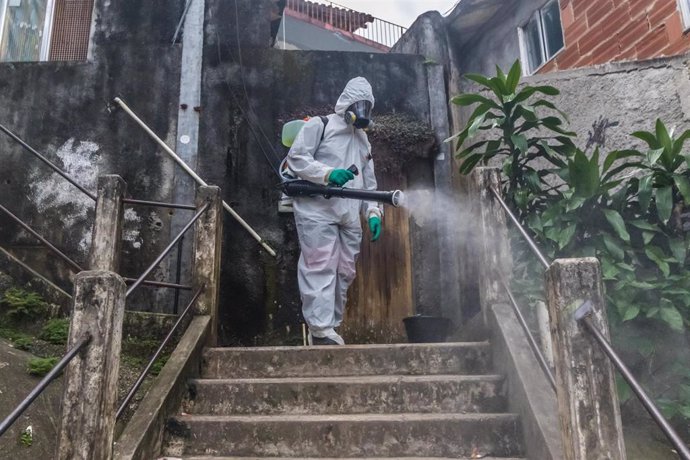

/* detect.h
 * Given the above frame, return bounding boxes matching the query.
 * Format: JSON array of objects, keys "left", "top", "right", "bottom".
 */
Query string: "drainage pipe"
[{"left": 111, "top": 97, "right": 277, "bottom": 258}]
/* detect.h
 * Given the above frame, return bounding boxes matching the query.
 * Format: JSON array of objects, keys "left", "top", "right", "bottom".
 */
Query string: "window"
[
  {"left": 0, "top": 0, "right": 55, "bottom": 62},
  {"left": 519, "top": 0, "right": 564, "bottom": 74},
  {"left": 679, "top": 0, "right": 690, "bottom": 31}
]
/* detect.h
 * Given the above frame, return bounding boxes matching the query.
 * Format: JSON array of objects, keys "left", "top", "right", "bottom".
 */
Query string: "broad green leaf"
[
  {"left": 631, "top": 130, "right": 658, "bottom": 149},
  {"left": 645, "top": 245, "right": 671, "bottom": 276},
  {"left": 672, "top": 129, "right": 690, "bottom": 154},
  {"left": 569, "top": 149, "right": 600, "bottom": 198},
  {"left": 642, "top": 231, "right": 655, "bottom": 245},
  {"left": 558, "top": 224, "right": 577, "bottom": 250},
  {"left": 459, "top": 153, "right": 484, "bottom": 174},
  {"left": 495, "top": 65, "right": 507, "bottom": 83},
  {"left": 603, "top": 233, "right": 625, "bottom": 260},
  {"left": 656, "top": 185, "right": 673, "bottom": 223},
  {"left": 656, "top": 119, "right": 673, "bottom": 153},
  {"left": 638, "top": 175, "right": 653, "bottom": 212},
  {"left": 646, "top": 307, "right": 660, "bottom": 318},
  {"left": 629, "top": 220, "right": 660, "bottom": 231},
  {"left": 602, "top": 209, "right": 631, "bottom": 242},
  {"left": 616, "top": 376, "right": 633, "bottom": 403},
  {"left": 647, "top": 147, "right": 664, "bottom": 165},
  {"left": 603, "top": 149, "right": 642, "bottom": 172},
  {"left": 467, "top": 113, "right": 487, "bottom": 138},
  {"left": 534, "top": 85, "right": 559, "bottom": 95},
  {"left": 532, "top": 99, "right": 569, "bottom": 122},
  {"left": 622, "top": 305, "right": 640, "bottom": 321},
  {"left": 451, "top": 94, "right": 496, "bottom": 107},
  {"left": 660, "top": 305, "right": 684, "bottom": 331},
  {"left": 456, "top": 140, "right": 489, "bottom": 159},
  {"left": 506, "top": 60, "right": 522, "bottom": 93},
  {"left": 669, "top": 237, "right": 687, "bottom": 264},
  {"left": 674, "top": 175, "right": 690, "bottom": 203},
  {"left": 511, "top": 134, "right": 528, "bottom": 154},
  {"left": 565, "top": 195, "right": 587, "bottom": 212}
]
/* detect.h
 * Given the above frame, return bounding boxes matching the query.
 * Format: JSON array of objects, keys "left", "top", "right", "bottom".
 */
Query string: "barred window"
[{"left": 519, "top": 0, "right": 564, "bottom": 74}]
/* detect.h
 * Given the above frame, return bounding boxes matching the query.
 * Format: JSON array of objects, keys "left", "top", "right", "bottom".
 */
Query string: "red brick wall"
[{"left": 539, "top": 0, "right": 690, "bottom": 73}]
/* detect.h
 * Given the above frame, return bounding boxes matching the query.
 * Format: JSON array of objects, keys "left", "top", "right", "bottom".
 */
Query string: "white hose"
[{"left": 112, "top": 97, "right": 277, "bottom": 258}]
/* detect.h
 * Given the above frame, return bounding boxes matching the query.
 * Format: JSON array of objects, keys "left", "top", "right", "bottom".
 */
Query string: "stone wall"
[{"left": 0, "top": 0, "right": 184, "bottom": 309}]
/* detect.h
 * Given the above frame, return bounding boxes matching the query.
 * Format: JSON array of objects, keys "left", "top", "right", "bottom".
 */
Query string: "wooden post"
[
  {"left": 469, "top": 167, "right": 512, "bottom": 322},
  {"left": 192, "top": 186, "right": 222, "bottom": 346},
  {"left": 89, "top": 175, "right": 126, "bottom": 272},
  {"left": 545, "top": 258, "right": 626, "bottom": 460},
  {"left": 57, "top": 271, "right": 126, "bottom": 460}
]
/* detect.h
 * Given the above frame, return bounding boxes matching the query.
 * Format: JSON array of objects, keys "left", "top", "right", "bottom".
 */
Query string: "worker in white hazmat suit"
[{"left": 286, "top": 77, "right": 382, "bottom": 345}]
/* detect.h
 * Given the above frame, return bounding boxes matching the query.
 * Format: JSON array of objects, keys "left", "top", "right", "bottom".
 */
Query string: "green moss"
[
  {"left": 39, "top": 318, "right": 69, "bottom": 345},
  {"left": 149, "top": 355, "right": 169, "bottom": 376},
  {"left": 13, "top": 336, "right": 33, "bottom": 351},
  {"left": 27, "top": 357, "right": 58, "bottom": 377},
  {"left": 1, "top": 288, "right": 47, "bottom": 321}
]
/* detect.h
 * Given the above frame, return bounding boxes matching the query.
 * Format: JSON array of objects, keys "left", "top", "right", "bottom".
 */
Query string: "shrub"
[
  {"left": 1, "top": 288, "right": 47, "bottom": 321},
  {"left": 39, "top": 318, "right": 69, "bottom": 345},
  {"left": 27, "top": 357, "right": 58, "bottom": 377}
]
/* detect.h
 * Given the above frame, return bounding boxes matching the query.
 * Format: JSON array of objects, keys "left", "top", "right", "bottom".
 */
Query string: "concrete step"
[
  {"left": 164, "top": 413, "right": 523, "bottom": 458},
  {"left": 202, "top": 342, "right": 491, "bottom": 379},
  {"left": 178, "top": 457, "right": 526, "bottom": 459},
  {"left": 185, "top": 374, "right": 506, "bottom": 415}
]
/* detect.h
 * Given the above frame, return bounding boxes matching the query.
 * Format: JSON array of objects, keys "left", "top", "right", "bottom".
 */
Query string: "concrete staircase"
[{"left": 162, "top": 342, "right": 526, "bottom": 459}]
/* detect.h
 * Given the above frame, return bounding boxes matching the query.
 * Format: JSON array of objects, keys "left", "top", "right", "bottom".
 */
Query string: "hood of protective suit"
[{"left": 334, "top": 77, "right": 375, "bottom": 115}]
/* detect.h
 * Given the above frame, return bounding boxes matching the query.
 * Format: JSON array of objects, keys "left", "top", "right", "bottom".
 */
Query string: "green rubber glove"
[
  {"left": 328, "top": 169, "right": 355, "bottom": 186},
  {"left": 369, "top": 216, "right": 382, "bottom": 242}
]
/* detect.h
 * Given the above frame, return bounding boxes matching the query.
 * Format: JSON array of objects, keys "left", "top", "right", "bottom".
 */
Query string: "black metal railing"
[
  {"left": 0, "top": 333, "right": 92, "bottom": 437},
  {"left": 124, "top": 201, "right": 209, "bottom": 297},
  {"left": 116, "top": 285, "right": 204, "bottom": 420},
  {"left": 284, "top": 0, "right": 407, "bottom": 48},
  {"left": 489, "top": 185, "right": 690, "bottom": 458},
  {"left": 487, "top": 186, "right": 555, "bottom": 388},
  {"left": 0, "top": 203, "right": 193, "bottom": 292},
  {"left": 0, "top": 123, "right": 195, "bottom": 298},
  {"left": 0, "top": 123, "right": 97, "bottom": 201}
]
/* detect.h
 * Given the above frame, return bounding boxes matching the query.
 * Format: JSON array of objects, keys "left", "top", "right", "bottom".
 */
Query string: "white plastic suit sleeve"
[
  {"left": 286, "top": 118, "right": 331, "bottom": 185},
  {"left": 362, "top": 149, "right": 382, "bottom": 219}
]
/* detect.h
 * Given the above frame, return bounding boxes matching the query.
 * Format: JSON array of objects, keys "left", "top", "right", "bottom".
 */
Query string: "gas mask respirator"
[{"left": 344, "top": 100, "right": 373, "bottom": 130}]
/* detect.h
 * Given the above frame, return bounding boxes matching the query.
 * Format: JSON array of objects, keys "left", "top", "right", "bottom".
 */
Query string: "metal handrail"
[
  {"left": 489, "top": 187, "right": 550, "bottom": 269},
  {"left": 123, "top": 277, "right": 192, "bottom": 291},
  {"left": 0, "top": 333, "right": 92, "bottom": 437},
  {"left": 125, "top": 201, "right": 210, "bottom": 297},
  {"left": 123, "top": 198, "right": 197, "bottom": 211},
  {"left": 116, "top": 285, "right": 204, "bottom": 420},
  {"left": 500, "top": 276, "right": 556, "bottom": 391},
  {"left": 0, "top": 123, "right": 96, "bottom": 201},
  {"left": 489, "top": 182, "right": 690, "bottom": 457},
  {"left": 2, "top": 202, "right": 193, "bottom": 292},
  {"left": 576, "top": 302, "right": 690, "bottom": 460},
  {"left": 0, "top": 203, "right": 83, "bottom": 273}
]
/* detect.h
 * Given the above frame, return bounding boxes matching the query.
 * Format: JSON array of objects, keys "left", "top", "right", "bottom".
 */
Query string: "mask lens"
[{"left": 348, "top": 100, "right": 372, "bottom": 120}]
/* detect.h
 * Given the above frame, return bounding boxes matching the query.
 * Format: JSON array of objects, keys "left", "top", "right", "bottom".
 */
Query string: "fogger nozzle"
[{"left": 282, "top": 180, "right": 404, "bottom": 207}]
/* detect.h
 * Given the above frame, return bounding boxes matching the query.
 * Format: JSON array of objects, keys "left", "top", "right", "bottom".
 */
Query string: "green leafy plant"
[
  {"left": 26, "top": 357, "right": 58, "bottom": 377},
  {"left": 19, "top": 426, "right": 32, "bottom": 447},
  {"left": 449, "top": 62, "right": 690, "bottom": 430},
  {"left": 1, "top": 288, "right": 47, "bottom": 321},
  {"left": 13, "top": 336, "right": 33, "bottom": 351},
  {"left": 39, "top": 318, "right": 69, "bottom": 345},
  {"left": 448, "top": 59, "right": 576, "bottom": 213}
]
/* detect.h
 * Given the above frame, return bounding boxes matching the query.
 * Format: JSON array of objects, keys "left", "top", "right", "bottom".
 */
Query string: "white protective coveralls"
[{"left": 286, "top": 77, "right": 381, "bottom": 344}]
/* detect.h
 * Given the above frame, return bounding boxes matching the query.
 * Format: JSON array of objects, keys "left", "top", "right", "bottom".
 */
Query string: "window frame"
[
  {"left": 0, "top": 0, "right": 57, "bottom": 62},
  {"left": 518, "top": 0, "right": 565, "bottom": 75},
  {"left": 679, "top": 0, "right": 690, "bottom": 31}
]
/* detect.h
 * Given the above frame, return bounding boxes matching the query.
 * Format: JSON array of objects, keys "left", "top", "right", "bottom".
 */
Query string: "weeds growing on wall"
[
  {"left": 0, "top": 288, "right": 47, "bottom": 321},
  {"left": 450, "top": 59, "right": 690, "bottom": 428}
]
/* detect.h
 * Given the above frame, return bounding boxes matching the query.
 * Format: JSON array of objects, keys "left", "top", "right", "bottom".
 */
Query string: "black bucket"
[{"left": 403, "top": 315, "right": 450, "bottom": 343}]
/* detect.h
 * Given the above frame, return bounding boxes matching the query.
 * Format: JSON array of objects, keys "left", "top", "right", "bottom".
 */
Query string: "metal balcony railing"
[{"left": 285, "top": 0, "right": 407, "bottom": 49}]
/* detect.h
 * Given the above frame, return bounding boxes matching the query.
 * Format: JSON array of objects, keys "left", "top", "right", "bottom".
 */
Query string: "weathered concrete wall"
[{"left": 0, "top": 0, "right": 185, "bottom": 310}]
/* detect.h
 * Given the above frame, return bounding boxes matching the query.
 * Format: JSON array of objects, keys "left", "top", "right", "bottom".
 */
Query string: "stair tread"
[
  {"left": 173, "top": 413, "right": 518, "bottom": 422},
  {"left": 178, "top": 457, "right": 526, "bottom": 460},
  {"left": 204, "top": 342, "right": 490, "bottom": 352},
  {"left": 190, "top": 374, "right": 504, "bottom": 384}
]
